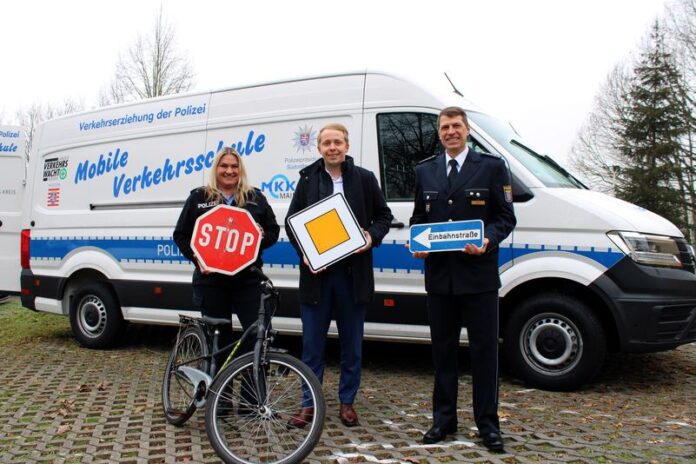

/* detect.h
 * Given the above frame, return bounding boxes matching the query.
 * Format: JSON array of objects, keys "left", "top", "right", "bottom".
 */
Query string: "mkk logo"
[{"left": 260, "top": 174, "right": 296, "bottom": 199}]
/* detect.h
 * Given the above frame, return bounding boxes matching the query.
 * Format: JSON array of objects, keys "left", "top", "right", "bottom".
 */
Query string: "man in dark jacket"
[
  {"left": 410, "top": 107, "right": 516, "bottom": 451},
  {"left": 286, "top": 123, "right": 392, "bottom": 428}
]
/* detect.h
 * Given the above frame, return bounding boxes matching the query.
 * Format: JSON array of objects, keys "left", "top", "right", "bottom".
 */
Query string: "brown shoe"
[
  {"left": 339, "top": 403, "right": 359, "bottom": 427},
  {"left": 287, "top": 407, "right": 314, "bottom": 428}
]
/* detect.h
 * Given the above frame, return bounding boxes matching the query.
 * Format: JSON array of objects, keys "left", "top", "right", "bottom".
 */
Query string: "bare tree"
[
  {"left": 571, "top": 13, "right": 696, "bottom": 241},
  {"left": 665, "top": 0, "right": 696, "bottom": 241},
  {"left": 100, "top": 7, "right": 194, "bottom": 105},
  {"left": 666, "top": 0, "right": 696, "bottom": 84},
  {"left": 14, "top": 99, "right": 83, "bottom": 158},
  {"left": 569, "top": 63, "right": 632, "bottom": 193}
]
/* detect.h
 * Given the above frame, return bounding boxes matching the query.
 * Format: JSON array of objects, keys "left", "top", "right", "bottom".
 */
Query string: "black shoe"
[
  {"left": 481, "top": 431, "right": 504, "bottom": 452},
  {"left": 422, "top": 424, "right": 456, "bottom": 444}
]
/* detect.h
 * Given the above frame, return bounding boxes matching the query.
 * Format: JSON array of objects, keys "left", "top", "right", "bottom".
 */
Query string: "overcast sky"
[{"left": 1, "top": 0, "right": 669, "bottom": 165}]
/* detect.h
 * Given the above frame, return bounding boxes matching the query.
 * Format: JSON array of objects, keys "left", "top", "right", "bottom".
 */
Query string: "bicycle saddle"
[{"left": 200, "top": 316, "right": 232, "bottom": 327}]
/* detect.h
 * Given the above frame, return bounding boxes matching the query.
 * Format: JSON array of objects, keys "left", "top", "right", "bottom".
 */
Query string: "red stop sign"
[{"left": 190, "top": 205, "right": 262, "bottom": 276}]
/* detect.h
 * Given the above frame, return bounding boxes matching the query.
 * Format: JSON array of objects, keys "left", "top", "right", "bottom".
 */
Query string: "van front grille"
[
  {"left": 656, "top": 303, "right": 696, "bottom": 341},
  {"left": 675, "top": 238, "right": 695, "bottom": 273}
]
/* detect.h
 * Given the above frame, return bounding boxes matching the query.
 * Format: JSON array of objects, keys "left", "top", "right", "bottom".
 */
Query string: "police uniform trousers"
[
  {"left": 192, "top": 279, "right": 261, "bottom": 367},
  {"left": 300, "top": 264, "right": 366, "bottom": 406},
  {"left": 427, "top": 290, "right": 500, "bottom": 435}
]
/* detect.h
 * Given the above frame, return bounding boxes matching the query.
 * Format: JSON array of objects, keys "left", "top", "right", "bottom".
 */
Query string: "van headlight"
[{"left": 607, "top": 231, "right": 683, "bottom": 268}]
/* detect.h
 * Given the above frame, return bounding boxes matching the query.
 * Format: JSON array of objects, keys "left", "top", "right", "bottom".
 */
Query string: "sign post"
[
  {"left": 409, "top": 220, "right": 484, "bottom": 253},
  {"left": 190, "top": 205, "right": 261, "bottom": 275}
]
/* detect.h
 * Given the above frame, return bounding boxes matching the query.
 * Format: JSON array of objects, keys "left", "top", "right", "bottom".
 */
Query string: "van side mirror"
[{"left": 512, "top": 174, "right": 534, "bottom": 203}]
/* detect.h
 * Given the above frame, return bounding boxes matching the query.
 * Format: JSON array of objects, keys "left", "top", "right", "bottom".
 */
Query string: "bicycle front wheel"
[
  {"left": 162, "top": 324, "right": 209, "bottom": 426},
  {"left": 205, "top": 352, "right": 325, "bottom": 464}
]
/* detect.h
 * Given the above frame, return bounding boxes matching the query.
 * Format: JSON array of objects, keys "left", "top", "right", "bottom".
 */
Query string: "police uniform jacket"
[
  {"left": 173, "top": 186, "right": 280, "bottom": 287},
  {"left": 409, "top": 150, "right": 516, "bottom": 295},
  {"left": 286, "top": 156, "right": 393, "bottom": 305}
]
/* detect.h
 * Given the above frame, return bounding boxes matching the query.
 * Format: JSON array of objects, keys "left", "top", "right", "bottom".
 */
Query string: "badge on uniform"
[{"left": 504, "top": 185, "right": 513, "bottom": 203}]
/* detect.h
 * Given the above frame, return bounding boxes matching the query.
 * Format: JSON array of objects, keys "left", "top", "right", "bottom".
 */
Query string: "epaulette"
[
  {"left": 417, "top": 155, "right": 437, "bottom": 165},
  {"left": 481, "top": 151, "right": 502, "bottom": 159}
]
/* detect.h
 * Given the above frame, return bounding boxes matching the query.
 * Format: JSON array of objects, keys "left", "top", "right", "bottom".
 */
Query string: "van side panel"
[
  {"left": 24, "top": 96, "right": 213, "bottom": 313},
  {"left": 0, "top": 126, "right": 26, "bottom": 293},
  {"left": 206, "top": 76, "right": 366, "bottom": 291}
]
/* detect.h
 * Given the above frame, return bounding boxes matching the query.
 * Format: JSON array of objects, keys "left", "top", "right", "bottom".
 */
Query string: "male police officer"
[{"left": 410, "top": 107, "right": 515, "bottom": 451}]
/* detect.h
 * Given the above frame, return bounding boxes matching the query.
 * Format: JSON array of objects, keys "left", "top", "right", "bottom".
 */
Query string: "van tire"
[
  {"left": 503, "top": 294, "right": 606, "bottom": 391},
  {"left": 69, "top": 282, "right": 125, "bottom": 349}
]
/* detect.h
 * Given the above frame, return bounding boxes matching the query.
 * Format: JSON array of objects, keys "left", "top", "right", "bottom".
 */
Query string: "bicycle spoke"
[
  {"left": 208, "top": 354, "right": 324, "bottom": 463},
  {"left": 162, "top": 324, "right": 208, "bottom": 426}
]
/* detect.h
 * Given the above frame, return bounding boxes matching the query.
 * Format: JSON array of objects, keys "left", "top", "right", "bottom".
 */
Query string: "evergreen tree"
[{"left": 614, "top": 22, "right": 690, "bottom": 233}]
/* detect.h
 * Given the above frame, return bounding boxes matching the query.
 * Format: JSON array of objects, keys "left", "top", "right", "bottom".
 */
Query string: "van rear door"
[{"left": 0, "top": 126, "right": 26, "bottom": 293}]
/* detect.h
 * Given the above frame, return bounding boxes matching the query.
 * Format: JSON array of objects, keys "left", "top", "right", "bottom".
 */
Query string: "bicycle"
[{"left": 161, "top": 267, "right": 325, "bottom": 464}]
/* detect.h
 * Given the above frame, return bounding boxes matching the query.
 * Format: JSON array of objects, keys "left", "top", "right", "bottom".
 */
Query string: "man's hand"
[
  {"left": 355, "top": 230, "right": 373, "bottom": 253},
  {"left": 404, "top": 242, "right": 429, "bottom": 259},
  {"left": 303, "top": 256, "right": 326, "bottom": 274},
  {"left": 463, "top": 238, "right": 489, "bottom": 255}
]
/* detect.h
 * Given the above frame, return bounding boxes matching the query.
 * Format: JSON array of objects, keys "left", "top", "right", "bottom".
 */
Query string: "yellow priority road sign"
[{"left": 287, "top": 193, "right": 366, "bottom": 272}]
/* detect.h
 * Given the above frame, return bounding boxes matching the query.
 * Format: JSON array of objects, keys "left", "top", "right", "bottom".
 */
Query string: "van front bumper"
[{"left": 590, "top": 256, "right": 696, "bottom": 352}]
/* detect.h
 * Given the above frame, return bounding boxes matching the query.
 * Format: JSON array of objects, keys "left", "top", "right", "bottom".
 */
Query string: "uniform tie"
[{"left": 447, "top": 159, "right": 459, "bottom": 188}]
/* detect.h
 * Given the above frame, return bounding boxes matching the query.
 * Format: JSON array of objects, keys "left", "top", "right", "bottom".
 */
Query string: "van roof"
[{"left": 47, "top": 70, "right": 480, "bottom": 123}]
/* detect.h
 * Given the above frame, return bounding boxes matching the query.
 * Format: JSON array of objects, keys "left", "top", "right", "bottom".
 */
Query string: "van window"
[
  {"left": 377, "top": 113, "right": 439, "bottom": 201},
  {"left": 376, "top": 112, "right": 491, "bottom": 201},
  {"left": 467, "top": 111, "right": 586, "bottom": 189}
]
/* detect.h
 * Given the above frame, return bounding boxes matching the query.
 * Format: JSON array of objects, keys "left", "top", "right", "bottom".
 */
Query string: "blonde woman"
[{"left": 174, "top": 146, "right": 279, "bottom": 365}]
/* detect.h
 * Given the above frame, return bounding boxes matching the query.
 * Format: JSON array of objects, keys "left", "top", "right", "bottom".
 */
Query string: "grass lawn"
[{"left": 0, "top": 297, "right": 71, "bottom": 346}]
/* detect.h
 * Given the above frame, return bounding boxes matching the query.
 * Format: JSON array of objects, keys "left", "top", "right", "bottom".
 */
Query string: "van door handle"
[{"left": 389, "top": 221, "right": 405, "bottom": 229}]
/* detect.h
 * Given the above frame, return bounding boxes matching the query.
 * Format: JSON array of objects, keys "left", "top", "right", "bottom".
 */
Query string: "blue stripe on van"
[
  {"left": 29, "top": 237, "right": 623, "bottom": 272},
  {"left": 30, "top": 236, "right": 189, "bottom": 263},
  {"left": 514, "top": 245, "right": 624, "bottom": 269}
]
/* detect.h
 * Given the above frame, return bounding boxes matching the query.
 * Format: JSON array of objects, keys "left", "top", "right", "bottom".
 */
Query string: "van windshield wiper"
[{"left": 510, "top": 139, "right": 587, "bottom": 189}]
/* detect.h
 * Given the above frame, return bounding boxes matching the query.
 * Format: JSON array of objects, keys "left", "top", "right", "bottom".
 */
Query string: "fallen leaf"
[{"left": 96, "top": 381, "right": 111, "bottom": 391}]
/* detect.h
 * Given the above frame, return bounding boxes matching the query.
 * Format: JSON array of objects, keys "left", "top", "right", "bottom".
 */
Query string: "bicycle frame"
[{"left": 175, "top": 267, "right": 279, "bottom": 408}]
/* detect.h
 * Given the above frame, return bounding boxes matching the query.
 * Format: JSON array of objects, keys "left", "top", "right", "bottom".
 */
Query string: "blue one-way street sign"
[{"left": 409, "top": 220, "right": 484, "bottom": 252}]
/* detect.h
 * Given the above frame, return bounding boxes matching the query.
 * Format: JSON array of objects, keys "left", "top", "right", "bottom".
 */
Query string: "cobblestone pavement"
[{"left": 1, "top": 315, "right": 695, "bottom": 463}]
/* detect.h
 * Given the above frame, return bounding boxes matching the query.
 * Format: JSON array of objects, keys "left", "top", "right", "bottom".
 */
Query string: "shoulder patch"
[
  {"left": 503, "top": 185, "right": 513, "bottom": 203},
  {"left": 417, "top": 155, "right": 437, "bottom": 165},
  {"left": 481, "top": 151, "right": 502, "bottom": 159}
]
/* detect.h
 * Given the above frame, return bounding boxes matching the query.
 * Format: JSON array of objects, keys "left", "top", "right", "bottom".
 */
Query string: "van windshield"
[{"left": 468, "top": 112, "right": 586, "bottom": 189}]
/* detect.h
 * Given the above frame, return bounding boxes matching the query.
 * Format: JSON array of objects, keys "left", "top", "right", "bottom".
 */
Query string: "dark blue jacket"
[
  {"left": 410, "top": 150, "right": 516, "bottom": 295},
  {"left": 286, "top": 156, "right": 393, "bottom": 305},
  {"left": 173, "top": 187, "right": 280, "bottom": 287}
]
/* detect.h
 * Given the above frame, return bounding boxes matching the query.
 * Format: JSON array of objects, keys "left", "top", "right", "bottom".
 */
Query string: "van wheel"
[
  {"left": 503, "top": 294, "right": 606, "bottom": 391},
  {"left": 69, "top": 283, "right": 125, "bottom": 349}
]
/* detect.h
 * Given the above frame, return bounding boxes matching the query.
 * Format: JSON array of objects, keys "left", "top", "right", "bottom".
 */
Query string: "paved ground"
[{"left": 1, "top": 301, "right": 695, "bottom": 463}]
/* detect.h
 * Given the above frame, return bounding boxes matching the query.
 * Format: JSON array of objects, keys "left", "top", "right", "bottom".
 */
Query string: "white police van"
[
  {"left": 0, "top": 126, "right": 26, "bottom": 300},
  {"left": 17, "top": 71, "right": 696, "bottom": 390}
]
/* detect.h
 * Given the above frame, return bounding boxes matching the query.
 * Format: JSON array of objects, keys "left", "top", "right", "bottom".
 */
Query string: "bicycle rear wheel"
[
  {"left": 205, "top": 352, "right": 325, "bottom": 464},
  {"left": 162, "top": 324, "right": 209, "bottom": 426}
]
